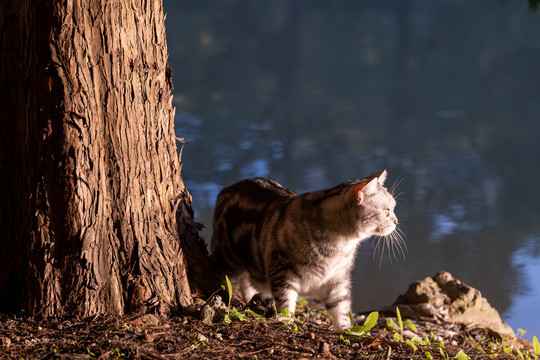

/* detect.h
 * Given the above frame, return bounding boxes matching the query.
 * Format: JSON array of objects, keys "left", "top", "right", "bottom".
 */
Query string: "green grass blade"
[
  {"left": 403, "top": 320, "right": 417, "bottom": 333},
  {"left": 244, "top": 309, "right": 266, "bottom": 322},
  {"left": 225, "top": 275, "right": 233, "bottom": 307},
  {"left": 396, "top": 306, "right": 403, "bottom": 331},
  {"left": 386, "top": 318, "right": 399, "bottom": 331},
  {"left": 362, "top": 311, "right": 379, "bottom": 332},
  {"left": 405, "top": 339, "right": 417, "bottom": 352},
  {"left": 454, "top": 350, "right": 471, "bottom": 360},
  {"left": 350, "top": 311, "right": 379, "bottom": 333},
  {"left": 533, "top": 335, "right": 540, "bottom": 355},
  {"left": 348, "top": 310, "right": 354, "bottom": 328},
  {"left": 230, "top": 308, "right": 248, "bottom": 321}
]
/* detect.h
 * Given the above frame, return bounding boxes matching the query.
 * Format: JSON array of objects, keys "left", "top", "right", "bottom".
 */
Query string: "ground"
[{"left": 0, "top": 298, "right": 536, "bottom": 359}]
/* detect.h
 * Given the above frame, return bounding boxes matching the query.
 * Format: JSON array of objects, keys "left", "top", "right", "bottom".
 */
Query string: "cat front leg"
[
  {"left": 321, "top": 279, "right": 353, "bottom": 330},
  {"left": 274, "top": 287, "right": 298, "bottom": 317},
  {"left": 326, "top": 297, "right": 352, "bottom": 330},
  {"left": 270, "top": 276, "right": 300, "bottom": 319}
]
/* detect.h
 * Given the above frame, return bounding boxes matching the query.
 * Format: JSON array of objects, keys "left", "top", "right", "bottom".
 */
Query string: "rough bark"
[{"left": 0, "top": 0, "right": 198, "bottom": 318}]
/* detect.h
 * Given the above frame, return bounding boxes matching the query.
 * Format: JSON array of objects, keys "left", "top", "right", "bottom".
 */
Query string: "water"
[{"left": 164, "top": 0, "right": 540, "bottom": 340}]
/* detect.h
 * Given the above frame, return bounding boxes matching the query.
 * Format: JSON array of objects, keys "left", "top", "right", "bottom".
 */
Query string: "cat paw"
[{"left": 248, "top": 293, "right": 275, "bottom": 309}]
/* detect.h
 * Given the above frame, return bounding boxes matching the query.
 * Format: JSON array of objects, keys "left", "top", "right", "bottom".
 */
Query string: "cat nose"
[{"left": 393, "top": 219, "right": 398, "bottom": 225}]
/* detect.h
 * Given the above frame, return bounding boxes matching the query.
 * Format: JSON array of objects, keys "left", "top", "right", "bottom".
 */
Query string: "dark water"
[{"left": 164, "top": 0, "right": 540, "bottom": 339}]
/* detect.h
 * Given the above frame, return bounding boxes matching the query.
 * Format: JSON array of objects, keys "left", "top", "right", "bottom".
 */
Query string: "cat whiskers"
[
  {"left": 372, "top": 226, "right": 407, "bottom": 269},
  {"left": 389, "top": 177, "right": 405, "bottom": 201},
  {"left": 371, "top": 177, "right": 407, "bottom": 268}
]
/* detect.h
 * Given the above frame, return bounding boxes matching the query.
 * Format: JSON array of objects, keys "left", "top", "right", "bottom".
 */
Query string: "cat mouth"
[
  {"left": 372, "top": 226, "right": 407, "bottom": 266},
  {"left": 378, "top": 225, "right": 396, "bottom": 236}
]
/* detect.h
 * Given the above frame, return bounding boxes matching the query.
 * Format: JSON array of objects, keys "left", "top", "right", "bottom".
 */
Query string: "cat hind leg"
[{"left": 238, "top": 272, "right": 258, "bottom": 303}]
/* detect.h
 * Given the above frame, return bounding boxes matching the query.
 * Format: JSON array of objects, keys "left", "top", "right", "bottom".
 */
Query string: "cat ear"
[
  {"left": 368, "top": 170, "right": 387, "bottom": 185},
  {"left": 352, "top": 183, "right": 365, "bottom": 203},
  {"left": 352, "top": 178, "right": 379, "bottom": 203}
]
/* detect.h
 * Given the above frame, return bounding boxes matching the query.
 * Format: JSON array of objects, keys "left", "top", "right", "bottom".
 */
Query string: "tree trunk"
[{"left": 0, "top": 0, "right": 214, "bottom": 319}]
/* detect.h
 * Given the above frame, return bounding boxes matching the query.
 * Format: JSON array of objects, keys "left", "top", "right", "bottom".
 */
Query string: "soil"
[{"left": 0, "top": 300, "right": 536, "bottom": 360}]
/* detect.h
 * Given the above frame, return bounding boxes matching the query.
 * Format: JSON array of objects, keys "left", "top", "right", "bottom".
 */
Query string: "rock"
[
  {"left": 142, "top": 333, "right": 154, "bottom": 342},
  {"left": 137, "top": 314, "right": 159, "bottom": 326},
  {"left": 403, "top": 330, "right": 418, "bottom": 340},
  {"left": 391, "top": 271, "right": 515, "bottom": 338},
  {"left": 209, "top": 295, "right": 228, "bottom": 323},
  {"left": 0, "top": 337, "right": 11, "bottom": 347},
  {"left": 200, "top": 295, "right": 229, "bottom": 324},
  {"left": 194, "top": 333, "right": 208, "bottom": 343},
  {"left": 194, "top": 298, "right": 206, "bottom": 306},
  {"left": 214, "top": 306, "right": 228, "bottom": 323},
  {"left": 200, "top": 304, "right": 215, "bottom": 325},
  {"left": 318, "top": 341, "right": 331, "bottom": 354},
  {"left": 185, "top": 304, "right": 199, "bottom": 315},
  {"left": 208, "top": 295, "right": 224, "bottom": 309}
]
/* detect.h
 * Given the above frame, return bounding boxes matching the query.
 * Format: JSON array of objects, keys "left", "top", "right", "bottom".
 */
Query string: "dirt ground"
[{"left": 0, "top": 298, "right": 537, "bottom": 360}]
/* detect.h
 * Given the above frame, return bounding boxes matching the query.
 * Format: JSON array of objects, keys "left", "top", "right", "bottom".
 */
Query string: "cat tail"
[
  {"left": 208, "top": 243, "right": 242, "bottom": 293},
  {"left": 209, "top": 251, "right": 228, "bottom": 281}
]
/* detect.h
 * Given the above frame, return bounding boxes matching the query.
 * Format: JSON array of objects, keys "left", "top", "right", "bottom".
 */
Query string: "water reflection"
[
  {"left": 165, "top": 0, "right": 540, "bottom": 338},
  {"left": 507, "top": 237, "right": 540, "bottom": 338}
]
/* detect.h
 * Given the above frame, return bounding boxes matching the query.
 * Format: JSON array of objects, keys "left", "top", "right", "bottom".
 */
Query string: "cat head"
[{"left": 349, "top": 170, "right": 398, "bottom": 237}]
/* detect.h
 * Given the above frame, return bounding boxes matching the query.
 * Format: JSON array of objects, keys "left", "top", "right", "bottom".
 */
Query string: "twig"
[{"left": 385, "top": 345, "right": 392, "bottom": 360}]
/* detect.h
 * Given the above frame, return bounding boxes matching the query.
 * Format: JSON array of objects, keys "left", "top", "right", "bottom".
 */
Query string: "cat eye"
[{"left": 383, "top": 209, "right": 390, "bottom": 217}]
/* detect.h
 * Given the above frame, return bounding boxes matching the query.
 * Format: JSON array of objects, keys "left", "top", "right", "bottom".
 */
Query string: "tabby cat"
[{"left": 210, "top": 170, "right": 399, "bottom": 330}]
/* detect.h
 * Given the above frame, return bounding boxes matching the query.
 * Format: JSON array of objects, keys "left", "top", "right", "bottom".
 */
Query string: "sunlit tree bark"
[{"left": 0, "top": 0, "right": 218, "bottom": 319}]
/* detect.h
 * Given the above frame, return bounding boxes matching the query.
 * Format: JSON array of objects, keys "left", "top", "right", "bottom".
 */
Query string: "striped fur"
[{"left": 210, "top": 170, "right": 398, "bottom": 330}]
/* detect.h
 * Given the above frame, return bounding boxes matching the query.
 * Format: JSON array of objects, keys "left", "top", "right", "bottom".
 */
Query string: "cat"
[{"left": 210, "top": 170, "right": 400, "bottom": 330}]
